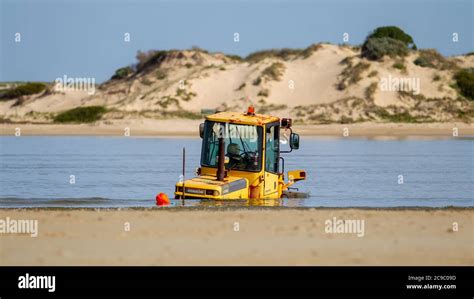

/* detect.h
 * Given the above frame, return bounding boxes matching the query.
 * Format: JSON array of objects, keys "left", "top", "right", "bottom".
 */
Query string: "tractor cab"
[{"left": 174, "top": 106, "right": 306, "bottom": 200}]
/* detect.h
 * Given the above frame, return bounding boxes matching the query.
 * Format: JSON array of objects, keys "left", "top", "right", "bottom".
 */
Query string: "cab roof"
[{"left": 206, "top": 111, "right": 280, "bottom": 126}]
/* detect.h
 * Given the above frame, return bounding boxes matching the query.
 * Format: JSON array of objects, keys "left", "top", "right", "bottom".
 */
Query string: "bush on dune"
[
  {"left": 111, "top": 66, "right": 133, "bottom": 80},
  {"left": 361, "top": 26, "right": 414, "bottom": 61},
  {"left": 454, "top": 68, "right": 474, "bottom": 100},
  {"left": 0, "top": 82, "right": 47, "bottom": 100},
  {"left": 261, "top": 62, "right": 285, "bottom": 81},
  {"left": 361, "top": 37, "right": 408, "bottom": 60},
  {"left": 413, "top": 49, "right": 456, "bottom": 70},
  {"left": 54, "top": 106, "right": 107, "bottom": 123},
  {"left": 337, "top": 62, "right": 370, "bottom": 90},
  {"left": 366, "top": 26, "right": 416, "bottom": 48},
  {"left": 245, "top": 49, "right": 302, "bottom": 62},
  {"left": 244, "top": 44, "right": 322, "bottom": 62},
  {"left": 135, "top": 50, "right": 169, "bottom": 72},
  {"left": 227, "top": 54, "right": 243, "bottom": 61}
]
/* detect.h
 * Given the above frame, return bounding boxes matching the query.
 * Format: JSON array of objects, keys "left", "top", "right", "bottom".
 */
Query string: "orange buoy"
[{"left": 156, "top": 193, "right": 170, "bottom": 206}]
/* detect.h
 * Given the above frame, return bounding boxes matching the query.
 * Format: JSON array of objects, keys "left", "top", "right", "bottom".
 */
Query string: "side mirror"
[
  {"left": 199, "top": 123, "right": 204, "bottom": 138},
  {"left": 290, "top": 133, "right": 300, "bottom": 150}
]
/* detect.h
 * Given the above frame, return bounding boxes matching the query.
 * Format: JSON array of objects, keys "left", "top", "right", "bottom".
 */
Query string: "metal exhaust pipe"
[
  {"left": 182, "top": 147, "right": 185, "bottom": 202},
  {"left": 216, "top": 137, "right": 225, "bottom": 181}
]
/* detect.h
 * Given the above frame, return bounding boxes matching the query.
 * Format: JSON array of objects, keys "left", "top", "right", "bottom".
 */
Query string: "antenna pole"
[{"left": 182, "top": 147, "right": 186, "bottom": 204}]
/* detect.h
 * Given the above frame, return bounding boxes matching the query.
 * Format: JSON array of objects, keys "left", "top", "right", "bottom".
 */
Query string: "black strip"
[{"left": 0, "top": 267, "right": 472, "bottom": 298}]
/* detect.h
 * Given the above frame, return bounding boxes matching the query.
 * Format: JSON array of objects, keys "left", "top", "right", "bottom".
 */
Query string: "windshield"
[{"left": 201, "top": 121, "right": 263, "bottom": 172}]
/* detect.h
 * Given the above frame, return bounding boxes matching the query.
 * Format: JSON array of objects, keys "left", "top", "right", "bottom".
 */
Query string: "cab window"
[
  {"left": 265, "top": 123, "right": 279, "bottom": 173},
  {"left": 201, "top": 121, "right": 263, "bottom": 172}
]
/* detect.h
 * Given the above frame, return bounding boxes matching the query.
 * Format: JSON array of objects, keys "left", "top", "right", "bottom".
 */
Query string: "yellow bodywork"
[
  {"left": 174, "top": 110, "right": 306, "bottom": 200},
  {"left": 206, "top": 111, "right": 280, "bottom": 126},
  {"left": 175, "top": 175, "right": 249, "bottom": 200}
]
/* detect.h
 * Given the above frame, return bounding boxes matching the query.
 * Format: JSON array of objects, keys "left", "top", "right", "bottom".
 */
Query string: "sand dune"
[{"left": 1, "top": 44, "right": 473, "bottom": 125}]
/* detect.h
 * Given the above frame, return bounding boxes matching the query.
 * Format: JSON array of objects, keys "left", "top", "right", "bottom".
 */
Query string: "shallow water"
[{"left": 0, "top": 136, "right": 472, "bottom": 208}]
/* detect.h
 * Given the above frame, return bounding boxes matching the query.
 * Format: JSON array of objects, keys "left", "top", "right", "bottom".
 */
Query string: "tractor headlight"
[
  {"left": 206, "top": 190, "right": 221, "bottom": 196},
  {"left": 205, "top": 190, "right": 220, "bottom": 196}
]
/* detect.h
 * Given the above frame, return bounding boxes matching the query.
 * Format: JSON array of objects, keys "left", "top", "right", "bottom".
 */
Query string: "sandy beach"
[
  {"left": 1, "top": 121, "right": 473, "bottom": 137},
  {"left": 1, "top": 208, "right": 472, "bottom": 266}
]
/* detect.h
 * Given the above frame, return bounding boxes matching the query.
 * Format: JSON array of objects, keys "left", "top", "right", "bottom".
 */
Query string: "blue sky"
[{"left": 1, "top": 0, "right": 473, "bottom": 83}]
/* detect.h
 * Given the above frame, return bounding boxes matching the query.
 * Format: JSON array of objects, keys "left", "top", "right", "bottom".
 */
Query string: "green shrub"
[
  {"left": 54, "top": 106, "right": 107, "bottom": 123},
  {"left": 413, "top": 49, "right": 456, "bottom": 70},
  {"left": 392, "top": 61, "right": 406, "bottom": 72},
  {"left": 190, "top": 46, "right": 209, "bottom": 54},
  {"left": 387, "top": 112, "right": 418, "bottom": 123},
  {"left": 111, "top": 66, "right": 133, "bottom": 80},
  {"left": 141, "top": 78, "right": 153, "bottom": 86},
  {"left": 368, "top": 70, "right": 378, "bottom": 77},
  {"left": 252, "top": 77, "right": 262, "bottom": 86},
  {"left": 365, "top": 82, "right": 378, "bottom": 100},
  {"left": 339, "top": 116, "right": 354, "bottom": 124},
  {"left": 244, "top": 45, "right": 321, "bottom": 62},
  {"left": 413, "top": 56, "right": 434, "bottom": 68},
  {"left": 299, "top": 44, "right": 323, "bottom": 58},
  {"left": 175, "top": 88, "right": 196, "bottom": 102},
  {"left": 375, "top": 109, "right": 418, "bottom": 123},
  {"left": 366, "top": 26, "right": 416, "bottom": 48},
  {"left": 361, "top": 37, "right": 408, "bottom": 60},
  {"left": 262, "top": 62, "right": 285, "bottom": 81},
  {"left": 136, "top": 50, "right": 168, "bottom": 72},
  {"left": 227, "top": 54, "right": 242, "bottom": 61},
  {"left": 157, "top": 96, "right": 180, "bottom": 108},
  {"left": 454, "top": 69, "right": 474, "bottom": 100},
  {"left": 236, "top": 83, "right": 246, "bottom": 91},
  {"left": 339, "top": 57, "right": 353, "bottom": 65},
  {"left": 155, "top": 69, "right": 167, "bottom": 80},
  {"left": 245, "top": 48, "right": 302, "bottom": 62},
  {"left": 338, "top": 62, "right": 370, "bottom": 89},
  {"left": 257, "top": 89, "right": 269, "bottom": 97},
  {"left": 1, "top": 82, "right": 47, "bottom": 99},
  {"left": 349, "top": 62, "right": 370, "bottom": 83}
]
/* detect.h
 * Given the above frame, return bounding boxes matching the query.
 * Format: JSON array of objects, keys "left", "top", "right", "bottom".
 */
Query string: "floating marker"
[{"left": 156, "top": 193, "right": 170, "bottom": 206}]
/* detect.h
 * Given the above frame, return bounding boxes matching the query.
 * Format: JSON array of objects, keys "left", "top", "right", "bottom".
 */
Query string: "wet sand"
[
  {"left": 1, "top": 122, "right": 473, "bottom": 137},
  {"left": 0, "top": 208, "right": 472, "bottom": 266}
]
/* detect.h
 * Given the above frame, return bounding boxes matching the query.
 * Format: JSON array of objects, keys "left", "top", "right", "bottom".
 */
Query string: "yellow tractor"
[{"left": 174, "top": 106, "right": 306, "bottom": 200}]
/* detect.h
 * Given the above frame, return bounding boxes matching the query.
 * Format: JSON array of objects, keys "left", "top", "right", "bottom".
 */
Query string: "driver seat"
[{"left": 227, "top": 143, "right": 241, "bottom": 161}]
